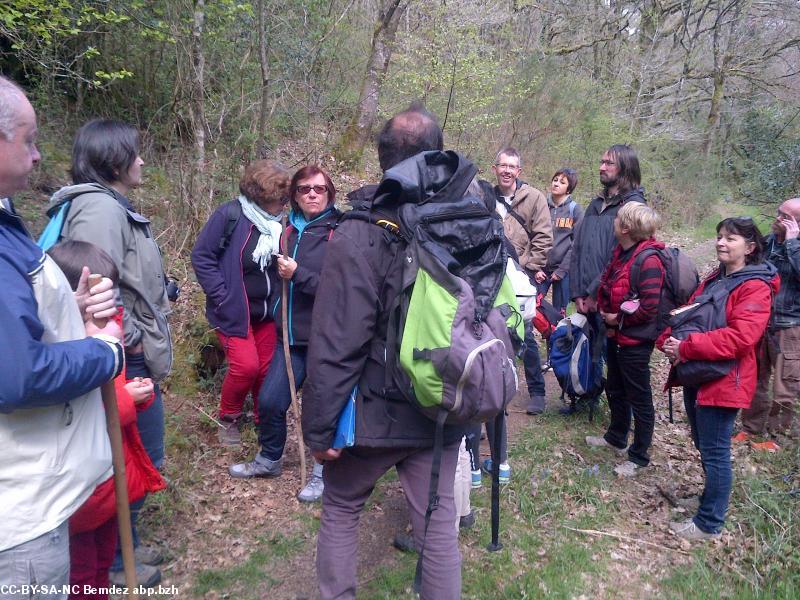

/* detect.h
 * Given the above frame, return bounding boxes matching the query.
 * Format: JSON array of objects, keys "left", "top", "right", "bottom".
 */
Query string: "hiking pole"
[
  {"left": 280, "top": 215, "right": 307, "bottom": 489},
  {"left": 487, "top": 411, "right": 504, "bottom": 552},
  {"left": 88, "top": 275, "right": 137, "bottom": 600}
]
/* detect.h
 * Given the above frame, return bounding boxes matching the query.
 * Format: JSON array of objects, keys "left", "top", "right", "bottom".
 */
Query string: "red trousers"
[
  {"left": 216, "top": 320, "right": 277, "bottom": 420},
  {"left": 69, "top": 517, "right": 117, "bottom": 599}
]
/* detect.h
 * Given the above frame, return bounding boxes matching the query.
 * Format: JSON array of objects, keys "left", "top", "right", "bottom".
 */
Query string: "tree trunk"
[
  {"left": 334, "top": 0, "right": 409, "bottom": 168},
  {"left": 191, "top": 0, "right": 206, "bottom": 174},
  {"left": 256, "top": 0, "right": 270, "bottom": 157}
]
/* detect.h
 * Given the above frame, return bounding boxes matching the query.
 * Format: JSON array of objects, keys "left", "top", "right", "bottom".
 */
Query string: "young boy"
[
  {"left": 588, "top": 203, "right": 665, "bottom": 477},
  {"left": 48, "top": 241, "right": 166, "bottom": 596}
]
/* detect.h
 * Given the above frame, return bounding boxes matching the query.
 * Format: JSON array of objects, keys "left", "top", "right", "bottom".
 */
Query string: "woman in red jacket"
[{"left": 658, "top": 217, "right": 778, "bottom": 541}]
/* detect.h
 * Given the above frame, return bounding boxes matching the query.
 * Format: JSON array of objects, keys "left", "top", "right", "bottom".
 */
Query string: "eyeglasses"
[
  {"left": 599, "top": 160, "right": 616, "bottom": 167},
  {"left": 296, "top": 184, "right": 328, "bottom": 195},
  {"left": 494, "top": 163, "right": 520, "bottom": 170}
]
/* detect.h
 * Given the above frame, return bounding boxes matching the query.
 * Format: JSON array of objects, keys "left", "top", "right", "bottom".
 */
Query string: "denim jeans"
[
  {"left": 111, "top": 351, "right": 164, "bottom": 572},
  {"left": 604, "top": 340, "right": 655, "bottom": 466},
  {"left": 523, "top": 323, "right": 546, "bottom": 409},
  {"left": 683, "top": 387, "right": 739, "bottom": 534},
  {"left": 0, "top": 521, "right": 69, "bottom": 600},
  {"left": 257, "top": 344, "right": 307, "bottom": 461},
  {"left": 537, "top": 273, "right": 570, "bottom": 314}
]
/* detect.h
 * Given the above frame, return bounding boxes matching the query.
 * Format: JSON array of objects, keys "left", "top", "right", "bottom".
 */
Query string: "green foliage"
[{"left": 732, "top": 108, "right": 800, "bottom": 205}]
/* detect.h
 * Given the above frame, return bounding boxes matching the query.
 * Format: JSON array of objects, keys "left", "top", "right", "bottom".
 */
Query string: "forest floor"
[{"left": 131, "top": 230, "right": 798, "bottom": 600}]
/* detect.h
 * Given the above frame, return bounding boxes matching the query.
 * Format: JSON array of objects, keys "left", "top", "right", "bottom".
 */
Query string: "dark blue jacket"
[
  {"left": 765, "top": 234, "right": 800, "bottom": 328},
  {"left": 191, "top": 200, "right": 269, "bottom": 338},
  {"left": 0, "top": 204, "right": 118, "bottom": 412},
  {"left": 271, "top": 207, "right": 340, "bottom": 346}
]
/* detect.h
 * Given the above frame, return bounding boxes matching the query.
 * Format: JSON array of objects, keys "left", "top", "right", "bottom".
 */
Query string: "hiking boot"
[
  {"left": 614, "top": 460, "right": 645, "bottom": 478},
  {"left": 526, "top": 396, "right": 545, "bottom": 415},
  {"left": 585, "top": 435, "right": 627, "bottom": 457},
  {"left": 731, "top": 431, "right": 752, "bottom": 444},
  {"left": 459, "top": 511, "right": 476, "bottom": 529},
  {"left": 218, "top": 413, "right": 242, "bottom": 446},
  {"left": 751, "top": 440, "right": 780, "bottom": 452},
  {"left": 393, "top": 532, "right": 417, "bottom": 554},
  {"left": 669, "top": 519, "right": 721, "bottom": 541},
  {"left": 481, "top": 459, "right": 511, "bottom": 484},
  {"left": 109, "top": 563, "right": 161, "bottom": 588},
  {"left": 134, "top": 545, "right": 164, "bottom": 566},
  {"left": 297, "top": 474, "right": 324, "bottom": 503},
  {"left": 471, "top": 469, "right": 482, "bottom": 489},
  {"left": 229, "top": 455, "right": 283, "bottom": 479}
]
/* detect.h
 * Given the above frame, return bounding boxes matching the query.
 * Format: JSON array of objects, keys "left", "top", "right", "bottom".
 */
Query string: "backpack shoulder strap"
[
  {"left": 568, "top": 200, "right": 576, "bottom": 220},
  {"left": 218, "top": 200, "right": 242, "bottom": 252},
  {"left": 497, "top": 196, "right": 533, "bottom": 241},
  {"left": 628, "top": 247, "right": 663, "bottom": 297},
  {"left": 337, "top": 208, "right": 405, "bottom": 242}
]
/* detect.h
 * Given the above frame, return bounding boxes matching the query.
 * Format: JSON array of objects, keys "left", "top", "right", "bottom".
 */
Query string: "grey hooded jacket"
[{"left": 48, "top": 183, "right": 173, "bottom": 382}]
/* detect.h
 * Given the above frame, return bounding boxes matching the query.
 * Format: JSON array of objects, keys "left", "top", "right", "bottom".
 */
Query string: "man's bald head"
[
  {"left": 376, "top": 103, "right": 443, "bottom": 172},
  {"left": 779, "top": 198, "right": 800, "bottom": 219}
]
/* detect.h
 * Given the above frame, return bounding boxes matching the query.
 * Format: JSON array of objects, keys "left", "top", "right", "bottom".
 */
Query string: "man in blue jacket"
[{"left": 0, "top": 76, "right": 124, "bottom": 596}]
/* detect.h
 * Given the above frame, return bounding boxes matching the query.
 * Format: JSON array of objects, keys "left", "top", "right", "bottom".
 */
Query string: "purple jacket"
[{"left": 191, "top": 200, "right": 268, "bottom": 338}]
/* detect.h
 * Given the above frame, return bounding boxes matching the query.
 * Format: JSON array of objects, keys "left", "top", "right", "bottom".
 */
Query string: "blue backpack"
[
  {"left": 549, "top": 313, "right": 603, "bottom": 401},
  {"left": 37, "top": 201, "right": 71, "bottom": 250}
]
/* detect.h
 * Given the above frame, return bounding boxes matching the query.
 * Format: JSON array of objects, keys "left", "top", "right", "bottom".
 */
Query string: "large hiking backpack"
[
  {"left": 625, "top": 246, "right": 699, "bottom": 340},
  {"left": 549, "top": 313, "right": 604, "bottom": 400},
  {"left": 668, "top": 266, "right": 776, "bottom": 388},
  {"left": 359, "top": 152, "right": 526, "bottom": 426}
]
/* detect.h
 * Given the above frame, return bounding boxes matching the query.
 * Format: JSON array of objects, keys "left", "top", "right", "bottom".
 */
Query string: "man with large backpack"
[{"left": 303, "top": 107, "right": 502, "bottom": 600}]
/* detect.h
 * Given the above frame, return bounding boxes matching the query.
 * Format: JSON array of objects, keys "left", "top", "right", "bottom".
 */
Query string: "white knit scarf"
[{"left": 239, "top": 195, "right": 283, "bottom": 271}]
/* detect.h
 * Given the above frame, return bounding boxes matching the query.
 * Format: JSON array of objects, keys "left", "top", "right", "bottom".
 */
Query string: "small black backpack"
[{"left": 668, "top": 264, "right": 776, "bottom": 387}]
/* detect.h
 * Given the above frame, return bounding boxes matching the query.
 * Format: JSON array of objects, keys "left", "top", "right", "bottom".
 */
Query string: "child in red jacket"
[
  {"left": 48, "top": 241, "right": 165, "bottom": 598},
  {"left": 590, "top": 202, "right": 665, "bottom": 477},
  {"left": 658, "top": 218, "right": 778, "bottom": 540}
]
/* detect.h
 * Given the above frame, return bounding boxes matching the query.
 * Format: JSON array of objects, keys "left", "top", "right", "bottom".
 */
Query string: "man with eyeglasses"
[
  {"left": 490, "top": 148, "right": 552, "bottom": 418},
  {"left": 736, "top": 198, "right": 800, "bottom": 449},
  {"left": 566, "top": 144, "right": 646, "bottom": 414}
]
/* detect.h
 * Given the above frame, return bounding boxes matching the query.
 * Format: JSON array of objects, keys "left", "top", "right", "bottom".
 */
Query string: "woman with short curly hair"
[{"left": 192, "top": 159, "right": 291, "bottom": 446}]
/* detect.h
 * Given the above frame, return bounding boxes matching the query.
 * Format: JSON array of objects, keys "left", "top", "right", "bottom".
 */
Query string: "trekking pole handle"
[{"left": 87, "top": 274, "right": 109, "bottom": 328}]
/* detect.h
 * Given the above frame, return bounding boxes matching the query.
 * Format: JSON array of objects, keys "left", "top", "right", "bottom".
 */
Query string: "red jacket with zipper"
[{"left": 656, "top": 269, "right": 779, "bottom": 409}]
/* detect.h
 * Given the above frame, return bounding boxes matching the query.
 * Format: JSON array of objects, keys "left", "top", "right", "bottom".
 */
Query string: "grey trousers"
[
  {"left": 0, "top": 521, "right": 69, "bottom": 600},
  {"left": 317, "top": 443, "right": 461, "bottom": 600}
]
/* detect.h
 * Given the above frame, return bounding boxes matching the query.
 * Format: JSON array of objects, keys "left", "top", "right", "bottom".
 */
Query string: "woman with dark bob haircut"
[
  {"left": 229, "top": 165, "right": 340, "bottom": 504},
  {"left": 658, "top": 217, "right": 779, "bottom": 541},
  {"left": 191, "top": 160, "right": 290, "bottom": 447},
  {"left": 47, "top": 118, "right": 172, "bottom": 587}
]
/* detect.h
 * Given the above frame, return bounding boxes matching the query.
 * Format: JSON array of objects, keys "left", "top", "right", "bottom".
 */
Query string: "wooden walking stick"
[
  {"left": 280, "top": 216, "right": 308, "bottom": 488},
  {"left": 89, "top": 274, "right": 138, "bottom": 600}
]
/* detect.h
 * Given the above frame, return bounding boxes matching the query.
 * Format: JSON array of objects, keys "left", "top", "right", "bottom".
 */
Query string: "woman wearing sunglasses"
[{"left": 230, "top": 165, "right": 340, "bottom": 504}]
